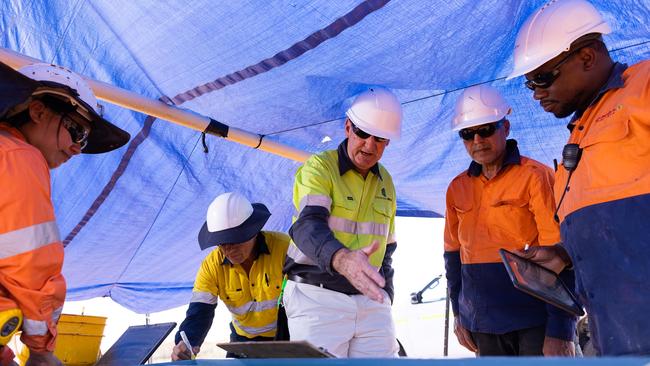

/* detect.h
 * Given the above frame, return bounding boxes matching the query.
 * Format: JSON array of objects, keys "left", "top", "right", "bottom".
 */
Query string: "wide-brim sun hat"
[
  {"left": 198, "top": 192, "right": 271, "bottom": 250},
  {"left": 0, "top": 61, "right": 130, "bottom": 154}
]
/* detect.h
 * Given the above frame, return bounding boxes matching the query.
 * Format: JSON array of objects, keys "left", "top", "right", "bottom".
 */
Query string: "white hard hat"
[
  {"left": 452, "top": 85, "right": 511, "bottom": 131},
  {"left": 198, "top": 192, "right": 271, "bottom": 249},
  {"left": 17, "top": 63, "right": 130, "bottom": 153},
  {"left": 507, "top": 0, "right": 611, "bottom": 79},
  {"left": 345, "top": 88, "right": 402, "bottom": 140}
]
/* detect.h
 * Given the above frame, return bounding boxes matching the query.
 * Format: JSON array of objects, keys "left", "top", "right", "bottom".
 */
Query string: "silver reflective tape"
[
  {"left": 328, "top": 216, "right": 388, "bottom": 237},
  {"left": 232, "top": 318, "right": 277, "bottom": 335},
  {"left": 286, "top": 244, "right": 317, "bottom": 265},
  {"left": 298, "top": 194, "right": 332, "bottom": 215},
  {"left": 51, "top": 307, "right": 63, "bottom": 323},
  {"left": 190, "top": 291, "right": 218, "bottom": 305},
  {"left": 0, "top": 221, "right": 60, "bottom": 259},
  {"left": 226, "top": 299, "right": 277, "bottom": 315},
  {"left": 23, "top": 319, "right": 47, "bottom": 336}
]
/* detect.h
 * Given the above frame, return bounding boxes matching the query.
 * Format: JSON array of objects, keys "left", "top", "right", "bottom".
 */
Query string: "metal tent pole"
[{"left": 0, "top": 47, "right": 312, "bottom": 162}]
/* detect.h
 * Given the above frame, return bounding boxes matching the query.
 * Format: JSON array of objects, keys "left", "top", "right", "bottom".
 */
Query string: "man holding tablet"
[{"left": 444, "top": 85, "right": 576, "bottom": 357}]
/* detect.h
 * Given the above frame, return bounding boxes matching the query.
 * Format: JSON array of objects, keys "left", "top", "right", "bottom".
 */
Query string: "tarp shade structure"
[{"left": 1, "top": 1, "right": 648, "bottom": 313}]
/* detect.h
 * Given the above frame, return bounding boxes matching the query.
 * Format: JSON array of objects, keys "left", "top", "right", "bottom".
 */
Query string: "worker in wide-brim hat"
[
  {"left": 0, "top": 62, "right": 130, "bottom": 366},
  {"left": 172, "top": 192, "right": 289, "bottom": 360}
]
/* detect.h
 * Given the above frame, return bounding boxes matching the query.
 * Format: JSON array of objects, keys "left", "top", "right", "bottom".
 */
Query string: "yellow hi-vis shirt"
[
  {"left": 288, "top": 145, "right": 397, "bottom": 271},
  {"left": 191, "top": 231, "right": 289, "bottom": 338}
]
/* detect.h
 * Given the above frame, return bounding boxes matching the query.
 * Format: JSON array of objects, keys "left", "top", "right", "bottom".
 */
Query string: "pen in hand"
[{"left": 180, "top": 330, "right": 196, "bottom": 360}]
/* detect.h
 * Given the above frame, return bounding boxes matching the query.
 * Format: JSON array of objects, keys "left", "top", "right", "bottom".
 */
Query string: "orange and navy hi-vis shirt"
[
  {"left": 553, "top": 61, "right": 650, "bottom": 355},
  {"left": 0, "top": 123, "right": 65, "bottom": 352},
  {"left": 444, "top": 139, "right": 575, "bottom": 339}
]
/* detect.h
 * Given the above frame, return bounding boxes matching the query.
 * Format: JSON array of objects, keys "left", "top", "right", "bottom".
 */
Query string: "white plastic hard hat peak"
[
  {"left": 452, "top": 84, "right": 511, "bottom": 131},
  {"left": 17, "top": 63, "right": 130, "bottom": 154},
  {"left": 18, "top": 63, "right": 100, "bottom": 119},
  {"left": 508, "top": 0, "right": 611, "bottom": 79},
  {"left": 206, "top": 192, "right": 254, "bottom": 232},
  {"left": 198, "top": 192, "right": 271, "bottom": 249},
  {"left": 345, "top": 88, "right": 402, "bottom": 140}
]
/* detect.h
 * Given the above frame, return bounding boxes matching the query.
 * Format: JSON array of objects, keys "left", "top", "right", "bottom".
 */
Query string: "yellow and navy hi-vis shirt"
[
  {"left": 444, "top": 140, "right": 575, "bottom": 340},
  {"left": 552, "top": 61, "right": 650, "bottom": 355},
  {"left": 175, "top": 231, "right": 289, "bottom": 345},
  {"left": 284, "top": 139, "right": 397, "bottom": 301}
]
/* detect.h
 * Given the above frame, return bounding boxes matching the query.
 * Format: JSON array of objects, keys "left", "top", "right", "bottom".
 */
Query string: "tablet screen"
[{"left": 499, "top": 249, "right": 584, "bottom": 316}]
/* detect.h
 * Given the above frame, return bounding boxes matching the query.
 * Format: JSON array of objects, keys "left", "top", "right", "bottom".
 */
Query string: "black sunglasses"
[
  {"left": 458, "top": 119, "right": 505, "bottom": 141},
  {"left": 524, "top": 45, "right": 589, "bottom": 90},
  {"left": 351, "top": 123, "right": 388, "bottom": 143},
  {"left": 60, "top": 113, "right": 90, "bottom": 149}
]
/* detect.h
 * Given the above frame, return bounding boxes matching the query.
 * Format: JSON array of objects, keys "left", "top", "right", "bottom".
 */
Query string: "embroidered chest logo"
[{"left": 594, "top": 104, "right": 624, "bottom": 123}]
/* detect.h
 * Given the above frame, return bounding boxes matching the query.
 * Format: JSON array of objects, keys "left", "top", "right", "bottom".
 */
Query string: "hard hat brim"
[
  {"left": 198, "top": 203, "right": 271, "bottom": 250},
  {"left": 0, "top": 61, "right": 130, "bottom": 154}
]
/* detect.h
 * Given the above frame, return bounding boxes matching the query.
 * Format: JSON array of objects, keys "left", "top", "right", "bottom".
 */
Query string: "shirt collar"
[
  {"left": 568, "top": 62, "right": 628, "bottom": 130},
  {"left": 337, "top": 139, "right": 382, "bottom": 179},
  {"left": 221, "top": 232, "right": 270, "bottom": 265},
  {"left": 467, "top": 139, "right": 521, "bottom": 177}
]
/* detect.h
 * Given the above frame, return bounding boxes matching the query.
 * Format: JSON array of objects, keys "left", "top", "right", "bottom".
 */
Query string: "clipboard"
[
  {"left": 499, "top": 248, "right": 585, "bottom": 316},
  {"left": 216, "top": 340, "right": 335, "bottom": 358}
]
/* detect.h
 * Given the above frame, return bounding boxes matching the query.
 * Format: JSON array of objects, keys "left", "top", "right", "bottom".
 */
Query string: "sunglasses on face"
[
  {"left": 60, "top": 113, "right": 90, "bottom": 149},
  {"left": 458, "top": 119, "right": 504, "bottom": 141},
  {"left": 351, "top": 123, "right": 389, "bottom": 143},
  {"left": 524, "top": 45, "right": 588, "bottom": 90}
]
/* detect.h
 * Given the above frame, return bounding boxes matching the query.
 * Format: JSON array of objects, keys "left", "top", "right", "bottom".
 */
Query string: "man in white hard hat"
[
  {"left": 171, "top": 192, "right": 289, "bottom": 360},
  {"left": 444, "top": 84, "right": 576, "bottom": 356},
  {"left": 0, "top": 62, "right": 130, "bottom": 366},
  {"left": 508, "top": 0, "right": 650, "bottom": 356},
  {"left": 283, "top": 88, "right": 401, "bottom": 357}
]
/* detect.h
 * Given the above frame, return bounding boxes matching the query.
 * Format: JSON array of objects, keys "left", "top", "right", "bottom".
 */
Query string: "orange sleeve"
[
  {"left": 528, "top": 165, "right": 561, "bottom": 245},
  {"left": 444, "top": 183, "right": 461, "bottom": 252},
  {"left": 0, "top": 148, "right": 66, "bottom": 352}
]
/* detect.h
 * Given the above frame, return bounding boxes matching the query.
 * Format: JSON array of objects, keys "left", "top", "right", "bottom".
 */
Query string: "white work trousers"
[{"left": 283, "top": 280, "right": 398, "bottom": 358}]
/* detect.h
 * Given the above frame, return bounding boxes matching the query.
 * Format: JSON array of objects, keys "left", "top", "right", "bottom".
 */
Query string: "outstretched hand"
[{"left": 332, "top": 240, "right": 386, "bottom": 302}]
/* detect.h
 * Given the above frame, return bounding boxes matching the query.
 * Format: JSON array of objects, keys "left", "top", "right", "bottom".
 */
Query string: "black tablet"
[
  {"left": 499, "top": 248, "right": 585, "bottom": 317},
  {"left": 95, "top": 322, "right": 176, "bottom": 366}
]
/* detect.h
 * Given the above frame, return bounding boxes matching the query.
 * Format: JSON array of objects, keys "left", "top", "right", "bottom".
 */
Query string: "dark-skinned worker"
[
  {"left": 171, "top": 192, "right": 289, "bottom": 360},
  {"left": 283, "top": 88, "right": 401, "bottom": 358},
  {"left": 444, "top": 84, "right": 576, "bottom": 357},
  {"left": 0, "top": 62, "right": 130, "bottom": 366},
  {"left": 508, "top": 0, "right": 650, "bottom": 356}
]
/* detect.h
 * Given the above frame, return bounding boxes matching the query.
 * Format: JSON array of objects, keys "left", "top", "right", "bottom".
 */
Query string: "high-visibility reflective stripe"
[
  {"left": 226, "top": 299, "right": 277, "bottom": 316},
  {"left": 298, "top": 194, "right": 332, "bottom": 214},
  {"left": 387, "top": 233, "right": 396, "bottom": 244},
  {"left": 51, "top": 307, "right": 62, "bottom": 323},
  {"left": 0, "top": 221, "right": 60, "bottom": 259},
  {"left": 233, "top": 318, "right": 277, "bottom": 335},
  {"left": 23, "top": 319, "right": 47, "bottom": 336},
  {"left": 328, "top": 216, "right": 388, "bottom": 237},
  {"left": 190, "top": 291, "right": 218, "bottom": 305},
  {"left": 286, "top": 244, "right": 316, "bottom": 265}
]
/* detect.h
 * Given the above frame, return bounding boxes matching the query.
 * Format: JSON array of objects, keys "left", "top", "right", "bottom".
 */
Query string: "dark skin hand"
[{"left": 513, "top": 244, "right": 571, "bottom": 274}]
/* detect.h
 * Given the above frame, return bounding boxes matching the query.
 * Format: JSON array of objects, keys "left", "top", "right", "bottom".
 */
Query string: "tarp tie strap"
[
  {"left": 202, "top": 118, "right": 229, "bottom": 153},
  {"left": 254, "top": 135, "right": 265, "bottom": 149}
]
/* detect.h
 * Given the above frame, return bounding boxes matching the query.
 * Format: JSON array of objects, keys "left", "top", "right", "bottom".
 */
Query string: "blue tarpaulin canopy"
[{"left": 1, "top": 1, "right": 648, "bottom": 313}]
